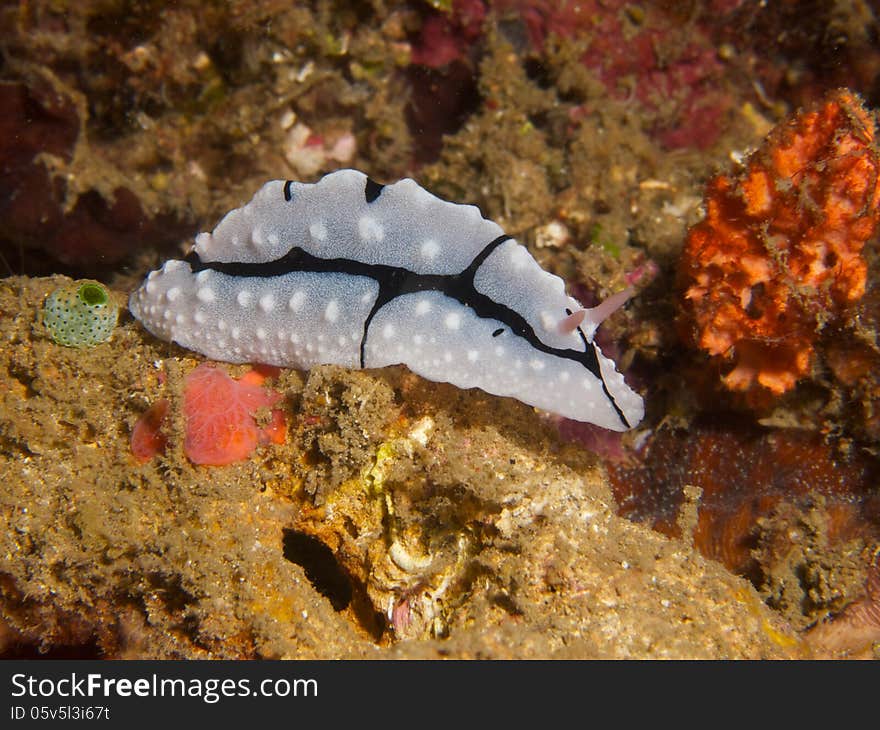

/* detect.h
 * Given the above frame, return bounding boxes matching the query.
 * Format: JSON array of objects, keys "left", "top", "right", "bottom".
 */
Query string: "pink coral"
[
  {"left": 132, "top": 364, "right": 286, "bottom": 466},
  {"left": 183, "top": 364, "right": 286, "bottom": 466},
  {"left": 130, "top": 398, "right": 170, "bottom": 463}
]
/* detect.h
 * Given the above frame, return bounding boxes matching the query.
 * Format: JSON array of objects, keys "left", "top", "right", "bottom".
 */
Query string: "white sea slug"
[{"left": 129, "top": 169, "right": 644, "bottom": 431}]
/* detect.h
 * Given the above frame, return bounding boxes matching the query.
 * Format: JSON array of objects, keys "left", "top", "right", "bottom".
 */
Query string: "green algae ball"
[{"left": 42, "top": 280, "right": 118, "bottom": 348}]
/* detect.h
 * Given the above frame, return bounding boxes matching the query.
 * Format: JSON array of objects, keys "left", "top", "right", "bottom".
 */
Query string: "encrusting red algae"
[{"left": 131, "top": 364, "right": 286, "bottom": 466}]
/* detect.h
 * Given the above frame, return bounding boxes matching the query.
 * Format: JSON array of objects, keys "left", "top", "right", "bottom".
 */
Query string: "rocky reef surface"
[{"left": 0, "top": 275, "right": 798, "bottom": 659}]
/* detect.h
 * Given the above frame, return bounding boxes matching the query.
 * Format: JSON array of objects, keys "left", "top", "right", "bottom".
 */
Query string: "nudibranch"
[{"left": 129, "top": 169, "right": 644, "bottom": 430}]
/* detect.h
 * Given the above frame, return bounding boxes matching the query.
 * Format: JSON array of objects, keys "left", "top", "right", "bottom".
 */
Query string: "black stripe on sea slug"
[
  {"left": 364, "top": 177, "right": 385, "bottom": 204},
  {"left": 573, "top": 322, "right": 630, "bottom": 428},
  {"left": 283, "top": 181, "right": 294, "bottom": 202},
  {"left": 183, "top": 234, "right": 629, "bottom": 428}
]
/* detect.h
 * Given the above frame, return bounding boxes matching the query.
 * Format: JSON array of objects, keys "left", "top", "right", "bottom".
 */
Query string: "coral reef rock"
[{"left": 0, "top": 275, "right": 798, "bottom": 659}]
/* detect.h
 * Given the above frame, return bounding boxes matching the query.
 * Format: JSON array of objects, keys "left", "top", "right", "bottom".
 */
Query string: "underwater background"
[{"left": 1, "top": 0, "right": 879, "bottom": 658}]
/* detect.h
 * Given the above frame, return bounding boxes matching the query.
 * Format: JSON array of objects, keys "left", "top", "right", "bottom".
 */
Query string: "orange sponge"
[{"left": 678, "top": 89, "right": 880, "bottom": 398}]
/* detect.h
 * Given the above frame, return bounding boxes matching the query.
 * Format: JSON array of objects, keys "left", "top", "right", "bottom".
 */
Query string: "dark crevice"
[
  {"left": 523, "top": 58, "right": 554, "bottom": 90},
  {"left": 282, "top": 529, "right": 352, "bottom": 611},
  {"left": 282, "top": 528, "right": 387, "bottom": 642},
  {"left": 405, "top": 63, "right": 481, "bottom": 165}
]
